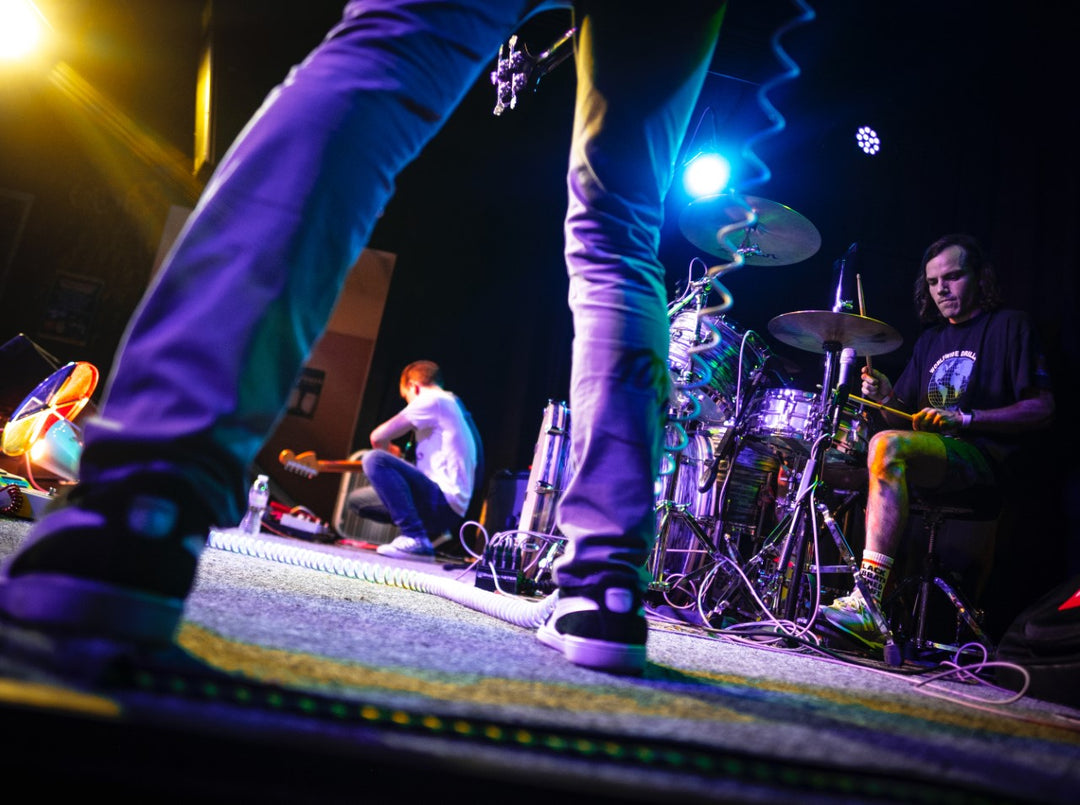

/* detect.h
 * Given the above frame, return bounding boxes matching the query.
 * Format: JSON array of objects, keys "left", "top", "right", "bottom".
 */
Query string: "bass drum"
[
  {"left": 714, "top": 436, "right": 782, "bottom": 543},
  {"left": 667, "top": 311, "right": 770, "bottom": 426},
  {"left": 650, "top": 425, "right": 780, "bottom": 609}
]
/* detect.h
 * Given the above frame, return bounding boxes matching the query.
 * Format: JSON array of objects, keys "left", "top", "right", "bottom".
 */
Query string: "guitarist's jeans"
[
  {"left": 347, "top": 451, "right": 462, "bottom": 542},
  {"left": 22, "top": 1, "right": 724, "bottom": 598}
]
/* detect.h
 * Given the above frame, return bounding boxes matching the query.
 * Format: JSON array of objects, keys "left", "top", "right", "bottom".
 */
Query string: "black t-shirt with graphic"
[{"left": 892, "top": 309, "right": 1052, "bottom": 469}]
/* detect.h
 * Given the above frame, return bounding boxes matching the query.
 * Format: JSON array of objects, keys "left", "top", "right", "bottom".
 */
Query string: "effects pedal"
[
  {"left": 474, "top": 532, "right": 564, "bottom": 596},
  {"left": 278, "top": 511, "right": 334, "bottom": 543}
]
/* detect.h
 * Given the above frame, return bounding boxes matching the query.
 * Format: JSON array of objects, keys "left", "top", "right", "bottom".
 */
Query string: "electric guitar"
[{"left": 278, "top": 449, "right": 366, "bottom": 479}]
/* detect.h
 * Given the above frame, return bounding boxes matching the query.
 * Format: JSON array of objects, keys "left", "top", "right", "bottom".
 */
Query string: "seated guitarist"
[{"left": 349, "top": 360, "right": 481, "bottom": 560}]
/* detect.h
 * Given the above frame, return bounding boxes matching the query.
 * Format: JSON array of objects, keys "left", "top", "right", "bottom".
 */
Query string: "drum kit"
[
  {"left": 511, "top": 192, "right": 904, "bottom": 638},
  {"left": 649, "top": 192, "right": 905, "bottom": 631}
]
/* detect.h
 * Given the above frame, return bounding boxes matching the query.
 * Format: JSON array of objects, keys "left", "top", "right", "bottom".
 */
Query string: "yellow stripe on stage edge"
[{"left": 0, "top": 677, "right": 122, "bottom": 718}]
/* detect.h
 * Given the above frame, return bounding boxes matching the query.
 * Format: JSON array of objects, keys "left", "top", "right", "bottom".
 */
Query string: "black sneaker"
[
  {"left": 536, "top": 586, "right": 647, "bottom": 675},
  {"left": 0, "top": 478, "right": 213, "bottom": 646}
]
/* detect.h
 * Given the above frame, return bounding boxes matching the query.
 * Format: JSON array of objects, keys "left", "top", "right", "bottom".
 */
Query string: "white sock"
[{"left": 859, "top": 550, "right": 894, "bottom": 605}]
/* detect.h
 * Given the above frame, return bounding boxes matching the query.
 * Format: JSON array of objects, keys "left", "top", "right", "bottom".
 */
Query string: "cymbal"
[
  {"left": 678, "top": 194, "right": 821, "bottom": 266},
  {"left": 768, "top": 310, "right": 903, "bottom": 356}
]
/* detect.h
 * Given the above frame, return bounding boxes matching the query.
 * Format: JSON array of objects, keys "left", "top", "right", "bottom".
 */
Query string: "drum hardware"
[
  {"left": 753, "top": 316, "right": 902, "bottom": 663},
  {"left": 650, "top": 428, "right": 733, "bottom": 599}
]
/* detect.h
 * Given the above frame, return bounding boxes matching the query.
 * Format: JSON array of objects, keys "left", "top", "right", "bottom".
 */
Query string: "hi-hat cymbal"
[
  {"left": 678, "top": 194, "right": 821, "bottom": 266},
  {"left": 768, "top": 310, "right": 903, "bottom": 356}
]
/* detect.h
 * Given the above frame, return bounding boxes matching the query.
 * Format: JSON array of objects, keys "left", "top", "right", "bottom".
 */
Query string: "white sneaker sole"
[{"left": 536, "top": 620, "right": 646, "bottom": 674}]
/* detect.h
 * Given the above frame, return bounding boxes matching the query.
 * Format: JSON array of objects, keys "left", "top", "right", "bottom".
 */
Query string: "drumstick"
[
  {"left": 856, "top": 273, "right": 873, "bottom": 372},
  {"left": 849, "top": 394, "right": 913, "bottom": 421}
]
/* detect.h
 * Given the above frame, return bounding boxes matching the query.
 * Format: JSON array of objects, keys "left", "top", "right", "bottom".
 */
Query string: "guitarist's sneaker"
[
  {"left": 536, "top": 585, "right": 648, "bottom": 675},
  {"left": 0, "top": 474, "right": 213, "bottom": 646},
  {"left": 376, "top": 535, "right": 435, "bottom": 561}
]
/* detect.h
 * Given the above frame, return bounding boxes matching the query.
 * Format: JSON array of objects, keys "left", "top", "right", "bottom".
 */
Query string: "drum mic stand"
[{"left": 764, "top": 343, "right": 901, "bottom": 665}]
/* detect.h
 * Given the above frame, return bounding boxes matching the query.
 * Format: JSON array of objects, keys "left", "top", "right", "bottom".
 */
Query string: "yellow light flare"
[
  {"left": 44, "top": 59, "right": 205, "bottom": 245},
  {"left": 0, "top": 0, "right": 48, "bottom": 62}
]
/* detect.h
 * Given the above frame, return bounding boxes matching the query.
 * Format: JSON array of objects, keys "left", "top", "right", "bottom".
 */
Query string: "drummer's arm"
[
  {"left": 860, "top": 367, "right": 894, "bottom": 404},
  {"left": 860, "top": 367, "right": 911, "bottom": 427}
]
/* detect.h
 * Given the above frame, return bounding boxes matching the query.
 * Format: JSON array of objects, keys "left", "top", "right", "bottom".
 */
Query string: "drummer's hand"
[
  {"left": 860, "top": 367, "right": 893, "bottom": 401},
  {"left": 911, "top": 407, "right": 963, "bottom": 433}
]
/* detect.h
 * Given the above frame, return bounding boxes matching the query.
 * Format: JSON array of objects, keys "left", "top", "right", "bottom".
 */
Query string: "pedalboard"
[{"left": 474, "top": 532, "right": 563, "bottom": 596}]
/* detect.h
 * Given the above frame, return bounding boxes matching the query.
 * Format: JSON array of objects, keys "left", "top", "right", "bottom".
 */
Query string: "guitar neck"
[{"left": 311, "top": 460, "right": 365, "bottom": 473}]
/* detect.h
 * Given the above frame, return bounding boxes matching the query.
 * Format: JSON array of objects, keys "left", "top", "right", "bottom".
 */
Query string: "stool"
[{"left": 888, "top": 489, "right": 1001, "bottom": 661}]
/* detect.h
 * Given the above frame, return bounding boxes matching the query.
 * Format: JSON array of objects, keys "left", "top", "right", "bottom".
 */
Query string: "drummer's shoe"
[
  {"left": 537, "top": 584, "right": 648, "bottom": 675},
  {"left": 818, "top": 588, "right": 885, "bottom": 651}
]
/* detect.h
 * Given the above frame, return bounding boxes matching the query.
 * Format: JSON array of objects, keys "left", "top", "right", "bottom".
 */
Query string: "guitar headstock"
[
  {"left": 490, "top": 35, "right": 534, "bottom": 116},
  {"left": 278, "top": 448, "right": 319, "bottom": 479},
  {"left": 489, "top": 28, "right": 574, "bottom": 117}
]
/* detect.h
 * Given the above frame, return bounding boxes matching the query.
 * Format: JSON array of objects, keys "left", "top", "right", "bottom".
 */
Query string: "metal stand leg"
[
  {"left": 893, "top": 508, "right": 994, "bottom": 660},
  {"left": 755, "top": 342, "right": 901, "bottom": 664},
  {"left": 649, "top": 501, "right": 718, "bottom": 592}
]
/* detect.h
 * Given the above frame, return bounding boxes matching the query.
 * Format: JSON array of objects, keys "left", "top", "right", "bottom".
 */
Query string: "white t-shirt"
[{"left": 402, "top": 387, "right": 478, "bottom": 516}]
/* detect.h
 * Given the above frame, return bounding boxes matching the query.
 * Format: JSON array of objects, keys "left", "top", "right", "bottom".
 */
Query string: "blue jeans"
[
  {"left": 57, "top": 0, "right": 726, "bottom": 594},
  {"left": 347, "top": 450, "right": 461, "bottom": 540}
]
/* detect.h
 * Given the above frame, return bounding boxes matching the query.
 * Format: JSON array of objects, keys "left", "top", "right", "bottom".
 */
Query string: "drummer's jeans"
[{"left": 55, "top": 0, "right": 725, "bottom": 594}]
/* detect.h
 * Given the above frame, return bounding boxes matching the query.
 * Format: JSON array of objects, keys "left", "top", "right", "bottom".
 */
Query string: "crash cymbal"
[
  {"left": 678, "top": 194, "right": 821, "bottom": 266},
  {"left": 768, "top": 310, "right": 902, "bottom": 356}
]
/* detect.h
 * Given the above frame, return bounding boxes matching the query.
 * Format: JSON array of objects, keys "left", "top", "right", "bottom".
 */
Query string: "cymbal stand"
[
  {"left": 761, "top": 342, "right": 901, "bottom": 665},
  {"left": 649, "top": 496, "right": 732, "bottom": 596},
  {"left": 651, "top": 392, "right": 771, "bottom": 617}
]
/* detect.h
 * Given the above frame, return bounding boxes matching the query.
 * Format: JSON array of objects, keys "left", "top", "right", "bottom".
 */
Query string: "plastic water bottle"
[{"left": 240, "top": 474, "right": 269, "bottom": 535}]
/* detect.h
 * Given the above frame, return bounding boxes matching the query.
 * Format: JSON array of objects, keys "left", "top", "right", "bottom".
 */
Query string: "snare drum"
[
  {"left": 667, "top": 311, "right": 769, "bottom": 425},
  {"left": 745, "top": 387, "right": 819, "bottom": 455},
  {"left": 747, "top": 387, "right": 873, "bottom": 464}
]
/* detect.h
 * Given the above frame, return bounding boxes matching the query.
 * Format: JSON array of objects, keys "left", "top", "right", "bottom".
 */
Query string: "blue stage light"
[
  {"left": 856, "top": 125, "right": 881, "bottom": 155},
  {"left": 682, "top": 152, "right": 732, "bottom": 198}
]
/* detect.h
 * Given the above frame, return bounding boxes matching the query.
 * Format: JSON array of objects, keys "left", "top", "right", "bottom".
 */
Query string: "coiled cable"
[{"left": 207, "top": 528, "right": 557, "bottom": 629}]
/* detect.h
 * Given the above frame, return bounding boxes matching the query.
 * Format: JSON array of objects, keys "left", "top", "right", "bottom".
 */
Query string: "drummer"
[{"left": 817, "top": 233, "right": 1055, "bottom": 650}]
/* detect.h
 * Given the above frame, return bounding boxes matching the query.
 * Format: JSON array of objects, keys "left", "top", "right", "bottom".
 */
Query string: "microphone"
[
  {"left": 836, "top": 347, "right": 857, "bottom": 393},
  {"left": 831, "top": 347, "right": 857, "bottom": 433},
  {"left": 831, "top": 242, "right": 859, "bottom": 313}
]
